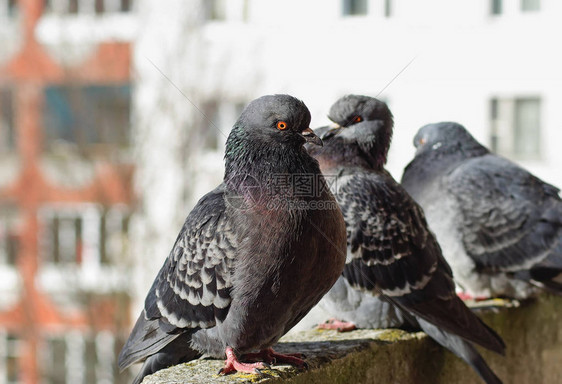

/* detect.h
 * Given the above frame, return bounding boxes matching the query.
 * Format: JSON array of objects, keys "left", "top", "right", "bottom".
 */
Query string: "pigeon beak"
[
  {"left": 301, "top": 127, "right": 323, "bottom": 147},
  {"left": 319, "top": 123, "right": 342, "bottom": 140}
]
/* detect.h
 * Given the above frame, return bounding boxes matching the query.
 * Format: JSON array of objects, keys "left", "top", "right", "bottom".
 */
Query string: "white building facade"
[{"left": 133, "top": 0, "right": 562, "bottom": 312}]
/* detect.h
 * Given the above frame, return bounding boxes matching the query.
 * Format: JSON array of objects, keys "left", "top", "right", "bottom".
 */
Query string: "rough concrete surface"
[{"left": 140, "top": 294, "right": 562, "bottom": 384}]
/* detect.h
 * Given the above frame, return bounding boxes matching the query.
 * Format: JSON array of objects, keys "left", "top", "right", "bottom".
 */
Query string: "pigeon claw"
[
  {"left": 243, "top": 348, "right": 308, "bottom": 370},
  {"left": 317, "top": 318, "right": 356, "bottom": 332},
  {"left": 219, "top": 347, "right": 269, "bottom": 375},
  {"left": 260, "top": 348, "right": 308, "bottom": 369}
]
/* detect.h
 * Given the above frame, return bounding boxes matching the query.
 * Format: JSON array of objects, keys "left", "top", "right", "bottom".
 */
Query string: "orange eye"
[
  {"left": 353, "top": 116, "right": 363, "bottom": 123},
  {"left": 277, "top": 121, "right": 288, "bottom": 130}
]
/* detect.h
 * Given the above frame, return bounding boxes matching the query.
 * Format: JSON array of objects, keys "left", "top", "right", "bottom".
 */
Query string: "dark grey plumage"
[
  {"left": 309, "top": 95, "right": 505, "bottom": 384},
  {"left": 119, "top": 94, "right": 346, "bottom": 383},
  {"left": 401, "top": 122, "right": 562, "bottom": 299}
]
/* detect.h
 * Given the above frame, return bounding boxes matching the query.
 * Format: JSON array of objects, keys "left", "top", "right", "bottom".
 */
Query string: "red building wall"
[{"left": 0, "top": 1, "right": 134, "bottom": 383}]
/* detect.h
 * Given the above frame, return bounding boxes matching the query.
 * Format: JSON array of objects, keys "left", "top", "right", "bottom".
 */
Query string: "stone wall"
[{"left": 140, "top": 294, "right": 562, "bottom": 384}]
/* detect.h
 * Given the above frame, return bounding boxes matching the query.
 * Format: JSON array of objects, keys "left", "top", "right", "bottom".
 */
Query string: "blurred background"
[{"left": 0, "top": 0, "right": 561, "bottom": 383}]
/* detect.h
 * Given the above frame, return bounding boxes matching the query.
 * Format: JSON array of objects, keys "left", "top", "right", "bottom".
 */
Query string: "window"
[
  {"left": 199, "top": 100, "right": 245, "bottom": 151},
  {"left": 45, "top": 0, "right": 133, "bottom": 14},
  {"left": 39, "top": 205, "right": 130, "bottom": 267},
  {"left": 514, "top": 98, "right": 541, "bottom": 157},
  {"left": 42, "top": 336, "right": 66, "bottom": 383},
  {"left": 491, "top": 0, "right": 502, "bottom": 15},
  {"left": 200, "top": 100, "right": 220, "bottom": 150},
  {"left": 43, "top": 84, "right": 131, "bottom": 154},
  {"left": 521, "top": 0, "right": 540, "bottom": 11},
  {"left": 489, "top": 98, "right": 499, "bottom": 151},
  {"left": 342, "top": 0, "right": 368, "bottom": 16},
  {"left": 0, "top": 205, "right": 19, "bottom": 267},
  {"left": 99, "top": 208, "right": 130, "bottom": 265},
  {"left": 489, "top": 97, "right": 541, "bottom": 160},
  {"left": 203, "top": 0, "right": 247, "bottom": 22},
  {"left": 68, "top": 0, "right": 78, "bottom": 14},
  {"left": 384, "top": 0, "right": 392, "bottom": 17},
  {"left": 95, "top": 0, "right": 104, "bottom": 14},
  {"left": 0, "top": 332, "right": 23, "bottom": 384},
  {"left": 0, "top": 87, "right": 15, "bottom": 154},
  {"left": 0, "top": 0, "right": 19, "bottom": 17},
  {"left": 41, "top": 332, "right": 125, "bottom": 384},
  {"left": 120, "top": 0, "right": 132, "bottom": 12},
  {"left": 204, "top": 0, "right": 226, "bottom": 21}
]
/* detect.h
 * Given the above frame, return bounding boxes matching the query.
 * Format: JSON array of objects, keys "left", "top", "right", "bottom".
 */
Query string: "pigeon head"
[
  {"left": 231, "top": 94, "right": 320, "bottom": 147},
  {"left": 225, "top": 94, "right": 322, "bottom": 179},
  {"left": 309, "top": 95, "right": 393, "bottom": 171},
  {"left": 413, "top": 122, "right": 487, "bottom": 156}
]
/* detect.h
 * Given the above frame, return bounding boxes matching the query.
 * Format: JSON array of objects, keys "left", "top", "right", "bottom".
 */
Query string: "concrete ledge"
[{"left": 142, "top": 295, "right": 562, "bottom": 384}]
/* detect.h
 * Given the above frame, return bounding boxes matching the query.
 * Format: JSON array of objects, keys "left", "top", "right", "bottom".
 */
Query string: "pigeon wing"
[
  {"left": 118, "top": 184, "right": 237, "bottom": 369},
  {"left": 446, "top": 155, "right": 562, "bottom": 274},
  {"left": 337, "top": 172, "right": 440, "bottom": 298}
]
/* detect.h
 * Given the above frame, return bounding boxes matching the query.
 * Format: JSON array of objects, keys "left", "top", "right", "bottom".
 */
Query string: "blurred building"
[
  {"left": 0, "top": 0, "right": 136, "bottom": 383},
  {"left": 133, "top": 0, "right": 562, "bottom": 332}
]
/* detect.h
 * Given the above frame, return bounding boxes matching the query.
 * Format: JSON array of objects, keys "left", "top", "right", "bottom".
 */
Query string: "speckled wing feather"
[
  {"left": 446, "top": 155, "right": 562, "bottom": 274},
  {"left": 146, "top": 185, "right": 236, "bottom": 329},
  {"left": 118, "top": 184, "right": 237, "bottom": 370},
  {"left": 336, "top": 172, "right": 439, "bottom": 297},
  {"left": 336, "top": 172, "right": 505, "bottom": 354}
]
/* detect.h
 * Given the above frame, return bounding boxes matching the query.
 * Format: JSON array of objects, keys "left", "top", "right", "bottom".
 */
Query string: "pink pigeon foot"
[
  {"left": 457, "top": 292, "right": 489, "bottom": 301},
  {"left": 218, "top": 346, "right": 270, "bottom": 375},
  {"left": 317, "top": 318, "right": 357, "bottom": 332}
]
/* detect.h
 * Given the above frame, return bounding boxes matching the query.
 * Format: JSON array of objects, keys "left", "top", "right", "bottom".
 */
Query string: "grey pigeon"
[
  {"left": 401, "top": 122, "right": 562, "bottom": 299},
  {"left": 118, "top": 94, "right": 347, "bottom": 383},
  {"left": 308, "top": 95, "right": 505, "bottom": 384}
]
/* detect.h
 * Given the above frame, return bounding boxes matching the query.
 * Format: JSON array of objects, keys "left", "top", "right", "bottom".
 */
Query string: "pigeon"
[
  {"left": 118, "top": 94, "right": 347, "bottom": 384},
  {"left": 308, "top": 95, "right": 505, "bottom": 384},
  {"left": 401, "top": 121, "right": 562, "bottom": 300}
]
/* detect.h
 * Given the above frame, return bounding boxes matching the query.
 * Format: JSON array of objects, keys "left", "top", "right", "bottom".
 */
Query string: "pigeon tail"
[
  {"left": 131, "top": 332, "right": 200, "bottom": 384},
  {"left": 119, "top": 312, "right": 200, "bottom": 384},
  {"left": 395, "top": 295, "right": 506, "bottom": 355},
  {"left": 118, "top": 314, "right": 181, "bottom": 371},
  {"left": 534, "top": 279, "right": 562, "bottom": 295},
  {"left": 521, "top": 271, "right": 562, "bottom": 295},
  {"left": 417, "top": 318, "right": 503, "bottom": 384},
  {"left": 515, "top": 241, "right": 562, "bottom": 295}
]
